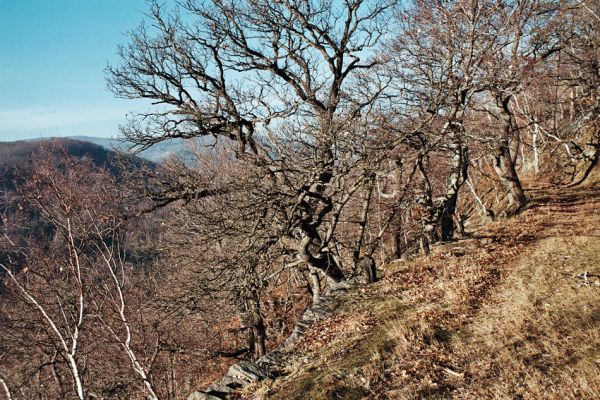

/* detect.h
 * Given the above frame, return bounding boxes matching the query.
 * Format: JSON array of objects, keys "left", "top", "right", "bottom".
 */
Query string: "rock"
[
  {"left": 219, "top": 375, "right": 248, "bottom": 388},
  {"left": 189, "top": 285, "right": 343, "bottom": 400},
  {"left": 256, "top": 351, "right": 285, "bottom": 368},
  {"left": 295, "top": 321, "right": 310, "bottom": 331},
  {"left": 284, "top": 330, "right": 302, "bottom": 347},
  {"left": 205, "top": 383, "right": 233, "bottom": 399},
  {"left": 256, "top": 351, "right": 287, "bottom": 377},
  {"left": 226, "top": 361, "right": 271, "bottom": 383},
  {"left": 360, "top": 256, "right": 377, "bottom": 283},
  {"left": 318, "top": 295, "right": 339, "bottom": 310},
  {"left": 328, "top": 280, "right": 352, "bottom": 293},
  {"left": 187, "top": 392, "right": 222, "bottom": 400},
  {"left": 302, "top": 306, "right": 327, "bottom": 321},
  {"left": 207, "top": 383, "right": 232, "bottom": 393}
]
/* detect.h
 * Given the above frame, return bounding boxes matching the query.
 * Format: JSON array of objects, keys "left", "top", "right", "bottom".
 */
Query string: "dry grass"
[{"left": 244, "top": 184, "right": 600, "bottom": 399}]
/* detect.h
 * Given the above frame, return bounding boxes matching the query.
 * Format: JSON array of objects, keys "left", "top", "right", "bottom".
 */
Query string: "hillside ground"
[{"left": 243, "top": 183, "right": 600, "bottom": 399}]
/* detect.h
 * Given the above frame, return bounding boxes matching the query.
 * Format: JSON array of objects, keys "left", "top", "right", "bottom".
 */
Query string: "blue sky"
[{"left": 0, "top": 0, "right": 161, "bottom": 142}]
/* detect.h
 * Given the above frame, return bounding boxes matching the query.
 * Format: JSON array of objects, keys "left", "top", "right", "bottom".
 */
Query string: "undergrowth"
[{"left": 244, "top": 184, "right": 600, "bottom": 399}]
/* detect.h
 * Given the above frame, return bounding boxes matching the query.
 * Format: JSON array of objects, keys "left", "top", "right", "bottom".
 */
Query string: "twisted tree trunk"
[{"left": 493, "top": 95, "right": 527, "bottom": 211}]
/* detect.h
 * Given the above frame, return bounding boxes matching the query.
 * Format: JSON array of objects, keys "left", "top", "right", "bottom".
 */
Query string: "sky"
[{"left": 0, "top": 0, "right": 161, "bottom": 142}]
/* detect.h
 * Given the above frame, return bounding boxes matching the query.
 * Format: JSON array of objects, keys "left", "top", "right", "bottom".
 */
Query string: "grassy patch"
[{"left": 245, "top": 186, "right": 600, "bottom": 400}]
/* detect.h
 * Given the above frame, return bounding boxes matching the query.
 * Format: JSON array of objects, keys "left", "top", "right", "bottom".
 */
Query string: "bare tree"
[
  {"left": 107, "top": 0, "right": 397, "bottom": 295},
  {"left": 474, "top": 0, "right": 560, "bottom": 210},
  {"left": 0, "top": 152, "right": 160, "bottom": 399},
  {"left": 383, "top": 0, "right": 486, "bottom": 248}
]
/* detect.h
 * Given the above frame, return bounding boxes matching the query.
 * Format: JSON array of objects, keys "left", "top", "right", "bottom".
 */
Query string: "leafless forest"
[{"left": 1, "top": 0, "right": 599, "bottom": 398}]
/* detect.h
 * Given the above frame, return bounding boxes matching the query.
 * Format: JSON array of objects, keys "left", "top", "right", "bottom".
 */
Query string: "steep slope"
[
  {"left": 0, "top": 138, "right": 153, "bottom": 264},
  {"left": 245, "top": 184, "right": 600, "bottom": 399}
]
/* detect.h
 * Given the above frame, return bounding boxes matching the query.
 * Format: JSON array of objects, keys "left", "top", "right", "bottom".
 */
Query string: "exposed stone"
[
  {"left": 187, "top": 392, "right": 222, "bottom": 400},
  {"left": 205, "top": 382, "right": 233, "bottom": 399},
  {"left": 256, "top": 351, "right": 287, "bottom": 377},
  {"left": 256, "top": 351, "right": 285, "bottom": 368},
  {"left": 207, "top": 383, "right": 232, "bottom": 393},
  {"left": 314, "top": 294, "right": 337, "bottom": 307},
  {"left": 226, "top": 361, "right": 271, "bottom": 383},
  {"left": 284, "top": 294, "right": 342, "bottom": 348},
  {"left": 328, "top": 280, "right": 353, "bottom": 293},
  {"left": 219, "top": 375, "right": 248, "bottom": 389},
  {"left": 189, "top": 286, "right": 346, "bottom": 399},
  {"left": 284, "top": 330, "right": 302, "bottom": 347}
]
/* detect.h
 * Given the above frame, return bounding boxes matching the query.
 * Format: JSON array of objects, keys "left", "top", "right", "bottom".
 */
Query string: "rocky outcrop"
[
  {"left": 187, "top": 291, "right": 344, "bottom": 399},
  {"left": 187, "top": 392, "right": 223, "bottom": 400},
  {"left": 284, "top": 293, "right": 338, "bottom": 347},
  {"left": 186, "top": 356, "right": 276, "bottom": 399},
  {"left": 227, "top": 360, "right": 272, "bottom": 382}
]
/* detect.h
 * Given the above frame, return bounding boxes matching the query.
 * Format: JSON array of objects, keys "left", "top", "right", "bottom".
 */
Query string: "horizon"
[
  {"left": 0, "top": 1, "right": 171, "bottom": 142},
  {"left": 0, "top": 134, "right": 121, "bottom": 143}
]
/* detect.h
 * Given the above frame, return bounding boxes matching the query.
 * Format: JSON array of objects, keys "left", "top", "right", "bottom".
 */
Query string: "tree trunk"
[
  {"left": 391, "top": 229, "right": 403, "bottom": 260},
  {"left": 493, "top": 95, "right": 527, "bottom": 211},
  {"left": 455, "top": 212, "right": 466, "bottom": 238},
  {"left": 296, "top": 131, "right": 346, "bottom": 284},
  {"left": 361, "top": 256, "right": 377, "bottom": 283},
  {"left": 440, "top": 192, "right": 458, "bottom": 241},
  {"left": 493, "top": 140, "right": 526, "bottom": 210},
  {"left": 440, "top": 131, "right": 468, "bottom": 241},
  {"left": 0, "top": 374, "right": 12, "bottom": 400},
  {"left": 307, "top": 267, "right": 322, "bottom": 305},
  {"left": 353, "top": 181, "right": 374, "bottom": 273},
  {"left": 419, "top": 236, "right": 430, "bottom": 255},
  {"left": 417, "top": 154, "right": 438, "bottom": 248},
  {"left": 299, "top": 233, "right": 345, "bottom": 284},
  {"left": 249, "top": 289, "right": 266, "bottom": 359},
  {"left": 244, "top": 314, "right": 255, "bottom": 360}
]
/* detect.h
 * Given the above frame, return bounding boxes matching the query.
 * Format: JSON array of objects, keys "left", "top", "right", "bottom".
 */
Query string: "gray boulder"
[
  {"left": 187, "top": 392, "right": 222, "bottom": 400},
  {"left": 205, "top": 382, "right": 233, "bottom": 399},
  {"left": 226, "top": 361, "right": 271, "bottom": 383},
  {"left": 256, "top": 351, "right": 285, "bottom": 368},
  {"left": 219, "top": 375, "right": 248, "bottom": 388},
  {"left": 256, "top": 351, "right": 287, "bottom": 377}
]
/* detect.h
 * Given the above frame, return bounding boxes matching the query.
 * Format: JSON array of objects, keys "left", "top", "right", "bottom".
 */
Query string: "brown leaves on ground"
[{"left": 246, "top": 184, "right": 600, "bottom": 399}]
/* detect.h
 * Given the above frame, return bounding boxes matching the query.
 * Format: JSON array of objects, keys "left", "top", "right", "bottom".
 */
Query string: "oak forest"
[{"left": 1, "top": 1, "right": 600, "bottom": 399}]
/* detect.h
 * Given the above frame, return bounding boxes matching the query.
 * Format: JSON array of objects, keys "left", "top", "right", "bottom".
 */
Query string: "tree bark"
[
  {"left": 361, "top": 256, "right": 377, "bottom": 283},
  {"left": 419, "top": 236, "right": 430, "bottom": 255},
  {"left": 493, "top": 95, "right": 527, "bottom": 211},
  {"left": 249, "top": 289, "right": 266, "bottom": 359},
  {"left": 298, "top": 233, "right": 345, "bottom": 284},
  {"left": 307, "top": 267, "right": 322, "bottom": 305},
  {"left": 441, "top": 141, "right": 468, "bottom": 241},
  {"left": 440, "top": 192, "right": 458, "bottom": 241},
  {"left": 352, "top": 181, "right": 374, "bottom": 272},
  {"left": 0, "top": 374, "right": 12, "bottom": 400},
  {"left": 493, "top": 142, "right": 526, "bottom": 210},
  {"left": 391, "top": 228, "right": 403, "bottom": 260},
  {"left": 417, "top": 154, "right": 438, "bottom": 249}
]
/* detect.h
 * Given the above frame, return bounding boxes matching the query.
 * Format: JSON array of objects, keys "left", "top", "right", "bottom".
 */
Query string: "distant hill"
[
  {"left": 1, "top": 138, "right": 113, "bottom": 168},
  {"left": 69, "top": 136, "right": 199, "bottom": 163},
  {"left": 0, "top": 138, "right": 151, "bottom": 191},
  {"left": 1, "top": 135, "right": 213, "bottom": 163}
]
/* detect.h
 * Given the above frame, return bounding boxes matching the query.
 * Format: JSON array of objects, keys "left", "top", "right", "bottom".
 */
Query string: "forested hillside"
[
  {"left": 1, "top": 139, "right": 114, "bottom": 185},
  {"left": 0, "top": 138, "right": 150, "bottom": 187},
  {"left": 68, "top": 136, "right": 195, "bottom": 163},
  {"left": 243, "top": 183, "right": 600, "bottom": 399},
  {"left": 1, "top": 0, "right": 599, "bottom": 399}
]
